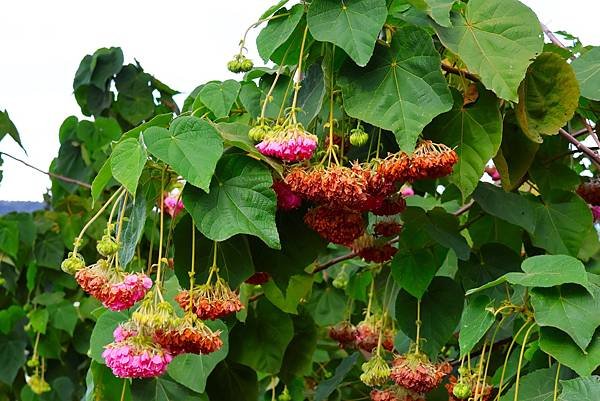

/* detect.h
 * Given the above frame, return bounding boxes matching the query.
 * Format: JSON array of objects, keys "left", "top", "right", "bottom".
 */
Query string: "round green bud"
[
  {"left": 227, "top": 59, "right": 241, "bottom": 73},
  {"left": 240, "top": 58, "right": 254, "bottom": 72},
  {"left": 26, "top": 358, "right": 39, "bottom": 368},
  {"left": 61, "top": 254, "right": 85, "bottom": 275},
  {"left": 248, "top": 125, "right": 269, "bottom": 142},
  {"left": 349, "top": 129, "right": 369, "bottom": 147},
  {"left": 97, "top": 235, "right": 119, "bottom": 257},
  {"left": 453, "top": 382, "right": 472, "bottom": 399},
  {"left": 278, "top": 388, "right": 292, "bottom": 401}
]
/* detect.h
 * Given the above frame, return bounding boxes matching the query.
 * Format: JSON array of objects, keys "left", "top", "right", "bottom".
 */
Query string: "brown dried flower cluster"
[
  {"left": 304, "top": 205, "right": 365, "bottom": 245},
  {"left": 154, "top": 316, "right": 223, "bottom": 355},
  {"left": 374, "top": 221, "right": 403, "bottom": 237},
  {"left": 175, "top": 278, "right": 243, "bottom": 320},
  {"left": 577, "top": 180, "right": 600, "bottom": 205},
  {"left": 405, "top": 141, "right": 458, "bottom": 181},
  {"left": 390, "top": 354, "right": 452, "bottom": 394}
]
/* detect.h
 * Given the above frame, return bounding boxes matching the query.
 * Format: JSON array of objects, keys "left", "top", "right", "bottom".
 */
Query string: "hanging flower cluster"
[
  {"left": 351, "top": 234, "right": 398, "bottom": 263},
  {"left": 272, "top": 180, "right": 302, "bottom": 211},
  {"left": 163, "top": 191, "right": 184, "bottom": 218},
  {"left": 175, "top": 275, "right": 244, "bottom": 320},
  {"left": 103, "top": 335, "right": 173, "bottom": 378},
  {"left": 374, "top": 221, "right": 403, "bottom": 237},
  {"left": 304, "top": 205, "right": 365, "bottom": 245},
  {"left": 389, "top": 353, "right": 452, "bottom": 394},
  {"left": 405, "top": 141, "right": 458, "bottom": 181},
  {"left": 255, "top": 124, "right": 318, "bottom": 162},
  {"left": 329, "top": 316, "right": 394, "bottom": 352}
]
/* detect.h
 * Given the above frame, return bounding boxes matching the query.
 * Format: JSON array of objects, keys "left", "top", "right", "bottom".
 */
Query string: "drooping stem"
[
  {"left": 477, "top": 316, "right": 507, "bottom": 400},
  {"left": 189, "top": 223, "right": 196, "bottom": 311},
  {"left": 120, "top": 380, "right": 127, "bottom": 401},
  {"left": 107, "top": 189, "right": 126, "bottom": 228},
  {"left": 512, "top": 323, "right": 537, "bottom": 401},
  {"left": 114, "top": 191, "right": 129, "bottom": 271},
  {"left": 415, "top": 299, "right": 422, "bottom": 355},
  {"left": 365, "top": 278, "right": 375, "bottom": 319},
  {"left": 473, "top": 341, "right": 487, "bottom": 400},
  {"left": 155, "top": 168, "right": 167, "bottom": 301},
  {"left": 495, "top": 320, "right": 533, "bottom": 400},
  {"left": 73, "top": 187, "right": 125, "bottom": 255},
  {"left": 553, "top": 363, "right": 561, "bottom": 401},
  {"left": 206, "top": 241, "right": 219, "bottom": 284},
  {"left": 289, "top": 24, "right": 310, "bottom": 125}
]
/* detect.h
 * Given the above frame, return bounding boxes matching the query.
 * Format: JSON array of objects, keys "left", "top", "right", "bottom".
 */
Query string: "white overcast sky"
[{"left": 1, "top": 0, "right": 599, "bottom": 201}]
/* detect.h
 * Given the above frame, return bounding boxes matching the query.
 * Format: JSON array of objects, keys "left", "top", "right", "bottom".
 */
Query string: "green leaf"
[
  {"left": 229, "top": 299, "right": 294, "bottom": 373},
  {"left": 306, "top": 286, "right": 347, "bottom": 326},
  {"left": 391, "top": 243, "right": 447, "bottom": 299},
  {"left": 257, "top": 4, "right": 304, "bottom": 62},
  {"left": 459, "top": 295, "right": 495, "bottom": 356},
  {"left": 407, "top": 0, "right": 455, "bottom": 27},
  {"left": 434, "top": 0, "right": 543, "bottom": 101},
  {"left": 396, "top": 277, "right": 464, "bottom": 358},
  {"left": 238, "top": 82, "right": 262, "bottom": 118},
  {"left": 0, "top": 109, "right": 24, "bottom": 150},
  {"left": 0, "top": 337, "right": 26, "bottom": 385},
  {"left": 205, "top": 362, "right": 258, "bottom": 401},
  {"left": 499, "top": 365, "right": 562, "bottom": 401},
  {"left": 0, "top": 305, "right": 25, "bottom": 335},
  {"left": 572, "top": 46, "right": 600, "bottom": 101},
  {"left": 168, "top": 320, "right": 228, "bottom": 393},
  {"left": 49, "top": 301, "right": 79, "bottom": 336},
  {"left": 131, "top": 375, "right": 206, "bottom": 401},
  {"left": 28, "top": 308, "right": 49, "bottom": 334},
  {"left": 34, "top": 232, "right": 64, "bottom": 269},
  {"left": 531, "top": 284, "right": 600, "bottom": 350},
  {"left": 0, "top": 220, "right": 18, "bottom": 259},
  {"left": 339, "top": 24, "right": 452, "bottom": 151},
  {"left": 144, "top": 116, "right": 224, "bottom": 192},
  {"left": 314, "top": 353, "right": 359, "bottom": 401},
  {"left": 84, "top": 362, "right": 132, "bottom": 401},
  {"left": 198, "top": 80, "right": 241, "bottom": 118},
  {"left": 182, "top": 154, "right": 280, "bottom": 249},
  {"left": 260, "top": 0, "right": 291, "bottom": 20},
  {"left": 296, "top": 63, "right": 326, "bottom": 128},
  {"left": 516, "top": 53, "right": 580, "bottom": 142},
  {"left": 559, "top": 376, "right": 600, "bottom": 400},
  {"left": 121, "top": 113, "right": 173, "bottom": 141},
  {"left": 118, "top": 190, "right": 147, "bottom": 267},
  {"left": 307, "top": 0, "right": 387, "bottom": 66},
  {"left": 280, "top": 312, "right": 318, "bottom": 382},
  {"left": 493, "top": 114, "right": 540, "bottom": 191},
  {"left": 426, "top": 87, "right": 502, "bottom": 198},
  {"left": 466, "top": 254, "right": 592, "bottom": 295},
  {"left": 114, "top": 65, "right": 156, "bottom": 125},
  {"left": 89, "top": 311, "right": 128, "bottom": 363},
  {"left": 540, "top": 327, "right": 600, "bottom": 377},
  {"left": 73, "top": 47, "right": 123, "bottom": 90},
  {"left": 91, "top": 158, "right": 113, "bottom": 207},
  {"left": 111, "top": 138, "right": 147, "bottom": 195},
  {"left": 263, "top": 275, "right": 314, "bottom": 314}
]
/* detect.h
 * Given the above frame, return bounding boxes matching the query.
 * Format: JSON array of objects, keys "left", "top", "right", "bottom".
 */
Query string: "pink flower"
[
  {"left": 272, "top": 181, "right": 302, "bottom": 210},
  {"left": 164, "top": 194, "right": 184, "bottom": 218},
  {"left": 103, "top": 338, "right": 172, "bottom": 378},
  {"left": 591, "top": 205, "right": 600, "bottom": 222},
  {"left": 256, "top": 127, "right": 318, "bottom": 162},
  {"left": 103, "top": 273, "right": 153, "bottom": 311},
  {"left": 113, "top": 325, "right": 137, "bottom": 342},
  {"left": 400, "top": 186, "right": 414, "bottom": 197},
  {"left": 485, "top": 166, "right": 501, "bottom": 181}
]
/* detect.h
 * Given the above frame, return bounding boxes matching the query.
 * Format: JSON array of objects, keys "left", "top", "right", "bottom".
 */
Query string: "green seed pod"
[
  {"left": 240, "top": 58, "right": 254, "bottom": 72},
  {"left": 453, "top": 382, "right": 472, "bottom": 399},
  {"left": 248, "top": 125, "right": 269, "bottom": 142},
  {"left": 227, "top": 59, "right": 241, "bottom": 73},
  {"left": 278, "top": 387, "right": 292, "bottom": 401},
  {"left": 332, "top": 270, "right": 349, "bottom": 290},
  {"left": 97, "top": 234, "right": 119, "bottom": 257},
  {"left": 26, "top": 358, "right": 39, "bottom": 368},
  {"left": 60, "top": 253, "right": 85, "bottom": 275},
  {"left": 350, "top": 129, "right": 369, "bottom": 147}
]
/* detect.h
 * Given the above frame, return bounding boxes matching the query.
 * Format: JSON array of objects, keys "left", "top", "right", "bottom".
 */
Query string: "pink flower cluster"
[
  {"left": 103, "top": 274, "right": 153, "bottom": 311},
  {"left": 592, "top": 205, "right": 600, "bottom": 222},
  {"left": 256, "top": 134, "right": 317, "bottom": 162},
  {"left": 164, "top": 194, "right": 184, "bottom": 218},
  {"left": 272, "top": 181, "right": 302, "bottom": 210},
  {"left": 103, "top": 341, "right": 172, "bottom": 378},
  {"left": 113, "top": 325, "right": 137, "bottom": 342}
]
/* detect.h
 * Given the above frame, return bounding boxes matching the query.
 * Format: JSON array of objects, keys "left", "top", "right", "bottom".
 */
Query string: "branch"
[
  {"left": 453, "top": 200, "right": 475, "bottom": 216},
  {"left": 441, "top": 63, "right": 480, "bottom": 83},
  {"left": 558, "top": 128, "right": 600, "bottom": 167},
  {"left": 1, "top": 152, "right": 92, "bottom": 189},
  {"left": 312, "top": 238, "right": 400, "bottom": 274},
  {"left": 540, "top": 23, "right": 572, "bottom": 55}
]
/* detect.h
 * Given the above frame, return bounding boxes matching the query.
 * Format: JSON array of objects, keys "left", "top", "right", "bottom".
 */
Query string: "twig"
[
  {"left": 441, "top": 63, "right": 480, "bottom": 83},
  {"left": 312, "top": 237, "right": 400, "bottom": 274},
  {"left": 454, "top": 200, "right": 475, "bottom": 216},
  {"left": 559, "top": 128, "right": 600, "bottom": 167},
  {"left": 1, "top": 152, "right": 92, "bottom": 189}
]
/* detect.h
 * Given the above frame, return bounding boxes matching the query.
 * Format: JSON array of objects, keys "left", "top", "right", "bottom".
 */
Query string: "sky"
[{"left": 1, "top": 0, "right": 599, "bottom": 201}]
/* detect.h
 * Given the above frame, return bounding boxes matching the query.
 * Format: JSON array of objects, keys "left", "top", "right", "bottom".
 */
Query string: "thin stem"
[
  {"left": 114, "top": 191, "right": 129, "bottom": 271},
  {"left": 206, "top": 241, "right": 219, "bottom": 284},
  {"left": 375, "top": 128, "right": 382, "bottom": 159},
  {"left": 441, "top": 63, "right": 480, "bottom": 83},
  {"left": 415, "top": 299, "right": 422, "bottom": 355},
  {"left": 473, "top": 341, "right": 488, "bottom": 400},
  {"left": 1, "top": 152, "right": 92, "bottom": 189},
  {"left": 73, "top": 187, "right": 125, "bottom": 254},
  {"left": 120, "top": 380, "right": 127, "bottom": 401},
  {"left": 189, "top": 223, "right": 197, "bottom": 311},
  {"left": 513, "top": 323, "right": 537, "bottom": 401},
  {"left": 365, "top": 278, "right": 375, "bottom": 319},
  {"left": 553, "top": 363, "right": 561, "bottom": 401},
  {"left": 559, "top": 128, "right": 600, "bottom": 167},
  {"left": 289, "top": 24, "right": 310, "bottom": 125},
  {"left": 107, "top": 190, "right": 126, "bottom": 228},
  {"left": 155, "top": 168, "right": 166, "bottom": 301},
  {"left": 495, "top": 320, "right": 533, "bottom": 400},
  {"left": 259, "top": 51, "right": 289, "bottom": 122}
]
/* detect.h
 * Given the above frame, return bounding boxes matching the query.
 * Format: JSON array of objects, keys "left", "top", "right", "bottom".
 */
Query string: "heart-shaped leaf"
[
  {"left": 459, "top": 295, "right": 496, "bottom": 356},
  {"left": 540, "top": 327, "right": 600, "bottom": 377},
  {"left": 144, "top": 116, "right": 224, "bottom": 192},
  {"left": 257, "top": 4, "right": 304, "bottom": 62},
  {"left": 198, "top": 80, "right": 241, "bottom": 118},
  {"left": 572, "top": 46, "right": 600, "bottom": 101}
]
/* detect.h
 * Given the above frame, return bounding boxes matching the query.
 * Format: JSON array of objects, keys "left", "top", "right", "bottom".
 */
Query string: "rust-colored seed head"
[
  {"left": 153, "top": 317, "right": 223, "bottom": 355},
  {"left": 175, "top": 279, "right": 244, "bottom": 320},
  {"left": 304, "top": 205, "right": 365, "bottom": 245},
  {"left": 329, "top": 321, "right": 357, "bottom": 348},
  {"left": 390, "top": 354, "right": 452, "bottom": 394},
  {"left": 406, "top": 141, "right": 458, "bottom": 181},
  {"left": 358, "top": 244, "right": 398, "bottom": 263},
  {"left": 374, "top": 221, "right": 403, "bottom": 237},
  {"left": 371, "top": 197, "right": 406, "bottom": 216}
]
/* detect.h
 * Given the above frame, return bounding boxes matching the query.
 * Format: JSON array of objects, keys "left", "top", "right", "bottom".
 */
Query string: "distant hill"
[{"left": 0, "top": 200, "right": 45, "bottom": 215}]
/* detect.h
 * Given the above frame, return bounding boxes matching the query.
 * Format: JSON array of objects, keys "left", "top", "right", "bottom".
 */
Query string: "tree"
[{"left": 1, "top": 1, "right": 600, "bottom": 400}]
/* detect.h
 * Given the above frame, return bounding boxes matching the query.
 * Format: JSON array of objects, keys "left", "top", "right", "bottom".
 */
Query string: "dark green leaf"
[
  {"left": 229, "top": 299, "right": 294, "bottom": 373},
  {"left": 459, "top": 295, "right": 495, "bottom": 356},
  {"left": 257, "top": 4, "right": 304, "bottom": 62},
  {"left": 407, "top": 0, "right": 455, "bottom": 27},
  {"left": 89, "top": 311, "right": 128, "bottom": 363},
  {"left": 114, "top": 65, "right": 156, "bottom": 125},
  {"left": 131, "top": 375, "right": 206, "bottom": 401},
  {"left": 206, "top": 362, "right": 258, "bottom": 401},
  {"left": 263, "top": 275, "right": 314, "bottom": 314},
  {"left": 110, "top": 138, "right": 147, "bottom": 195},
  {"left": 118, "top": 190, "right": 147, "bottom": 267},
  {"left": 183, "top": 154, "right": 280, "bottom": 249},
  {"left": 339, "top": 24, "right": 452, "bottom": 150},
  {"left": 314, "top": 353, "right": 359, "bottom": 401},
  {"left": 391, "top": 244, "right": 446, "bottom": 299},
  {"left": 426, "top": 87, "right": 502, "bottom": 198},
  {"left": 0, "top": 109, "right": 23, "bottom": 150},
  {"left": 280, "top": 311, "right": 318, "bottom": 382},
  {"left": 516, "top": 52, "right": 580, "bottom": 142},
  {"left": 540, "top": 327, "right": 600, "bottom": 377},
  {"left": 307, "top": 0, "right": 387, "bottom": 66},
  {"left": 73, "top": 47, "right": 123, "bottom": 90},
  {"left": 91, "top": 158, "right": 113, "bottom": 207},
  {"left": 473, "top": 183, "right": 537, "bottom": 232},
  {"left": 396, "top": 277, "right": 464, "bottom": 358},
  {"left": 306, "top": 286, "right": 347, "bottom": 326},
  {"left": 34, "top": 232, "right": 64, "bottom": 269},
  {"left": 434, "top": 0, "right": 543, "bottom": 101},
  {"left": 0, "top": 337, "right": 26, "bottom": 385},
  {"left": 49, "top": 301, "right": 79, "bottom": 336},
  {"left": 499, "top": 365, "right": 562, "bottom": 401},
  {"left": 296, "top": 63, "right": 326, "bottom": 127},
  {"left": 0, "top": 220, "right": 18, "bottom": 259},
  {"left": 559, "top": 376, "right": 600, "bottom": 400},
  {"left": 84, "top": 361, "right": 132, "bottom": 401},
  {"left": 144, "top": 116, "right": 224, "bottom": 192}
]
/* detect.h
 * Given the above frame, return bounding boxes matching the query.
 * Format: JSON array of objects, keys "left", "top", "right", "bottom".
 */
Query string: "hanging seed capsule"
[
  {"left": 350, "top": 127, "right": 369, "bottom": 146},
  {"left": 452, "top": 382, "right": 472, "bottom": 399},
  {"left": 248, "top": 125, "right": 270, "bottom": 142},
  {"left": 240, "top": 57, "right": 254, "bottom": 72},
  {"left": 97, "top": 234, "right": 119, "bottom": 257},
  {"left": 60, "top": 253, "right": 86, "bottom": 275},
  {"left": 227, "top": 59, "right": 241, "bottom": 73}
]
